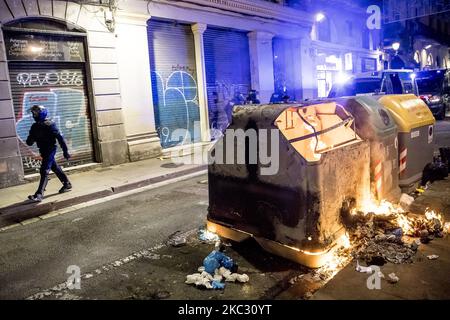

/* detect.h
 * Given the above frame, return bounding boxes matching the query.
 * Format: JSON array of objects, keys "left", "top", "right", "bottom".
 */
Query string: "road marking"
[
  {"left": 26, "top": 227, "right": 199, "bottom": 299},
  {"left": 0, "top": 223, "right": 22, "bottom": 232},
  {"left": 26, "top": 243, "right": 167, "bottom": 300},
  {"left": 20, "top": 218, "right": 41, "bottom": 226}
]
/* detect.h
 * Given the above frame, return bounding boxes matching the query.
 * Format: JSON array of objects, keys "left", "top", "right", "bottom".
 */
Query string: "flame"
[
  {"left": 396, "top": 213, "right": 415, "bottom": 235},
  {"left": 318, "top": 249, "right": 351, "bottom": 277},
  {"left": 425, "top": 208, "right": 443, "bottom": 224},
  {"left": 444, "top": 222, "right": 450, "bottom": 234},
  {"left": 351, "top": 196, "right": 445, "bottom": 236},
  {"left": 341, "top": 233, "right": 351, "bottom": 249},
  {"left": 353, "top": 197, "right": 404, "bottom": 216}
]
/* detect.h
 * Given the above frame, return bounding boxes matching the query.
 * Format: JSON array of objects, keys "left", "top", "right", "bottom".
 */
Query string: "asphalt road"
[
  {"left": 0, "top": 175, "right": 209, "bottom": 299},
  {"left": 435, "top": 119, "right": 450, "bottom": 151},
  {"left": 1, "top": 119, "right": 449, "bottom": 300}
]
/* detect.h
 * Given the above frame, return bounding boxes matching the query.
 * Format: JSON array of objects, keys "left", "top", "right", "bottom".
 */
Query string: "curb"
[{"left": 0, "top": 165, "right": 207, "bottom": 230}]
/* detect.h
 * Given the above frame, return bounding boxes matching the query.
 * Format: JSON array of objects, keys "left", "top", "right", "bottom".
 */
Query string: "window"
[
  {"left": 346, "top": 21, "right": 353, "bottom": 36},
  {"left": 427, "top": 53, "right": 433, "bottom": 66},
  {"left": 414, "top": 51, "right": 421, "bottom": 64},
  {"left": 317, "top": 17, "right": 331, "bottom": 42},
  {"left": 362, "top": 31, "right": 371, "bottom": 49}
]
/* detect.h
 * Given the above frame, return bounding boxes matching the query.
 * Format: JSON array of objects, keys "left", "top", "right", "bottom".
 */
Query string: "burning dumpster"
[
  {"left": 335, "top": 96, "right": 401, "bottom": 202},
  {"left": 207, "top": 102, "right": 370, "bottom": 268},
  {"left": 375, "top": 94, "right": 435, "bottom": 190}
]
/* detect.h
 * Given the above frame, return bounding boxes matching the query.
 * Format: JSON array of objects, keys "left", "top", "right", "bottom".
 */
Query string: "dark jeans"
[{"left": 36, "top": 149, "right": 69, "bottom": 196}]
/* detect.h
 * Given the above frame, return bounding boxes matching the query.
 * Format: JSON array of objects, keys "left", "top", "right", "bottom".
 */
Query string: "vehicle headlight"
[{"left": 430, "top": 96, "right": 441, "bottom": 103}]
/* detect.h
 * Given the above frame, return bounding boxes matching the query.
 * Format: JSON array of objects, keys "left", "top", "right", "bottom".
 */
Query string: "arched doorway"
[{"left": 2, "top": 17, "right": 96, "bottom": 175}]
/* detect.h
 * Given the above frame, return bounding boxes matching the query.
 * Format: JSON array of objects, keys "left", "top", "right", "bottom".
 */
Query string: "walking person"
[{"left": 26, "top": 105, "right": 72, "bottom": 202}]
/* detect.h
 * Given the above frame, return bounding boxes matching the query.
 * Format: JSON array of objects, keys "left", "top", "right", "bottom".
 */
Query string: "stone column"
[
  {"left": 115, "top": 13, "right": 162, "bottom": 161},
  {"left": 248, "top": 31, "right": 275, "bottom": 103},
  {"left": 191, "top": 23, "right": 211, "bottom": 142},
  {"left": 0, "top": 27, "right": 24, "bottom": 188},
  {"left": 294, "top": 38, "right": 317, "bottom": 100}
]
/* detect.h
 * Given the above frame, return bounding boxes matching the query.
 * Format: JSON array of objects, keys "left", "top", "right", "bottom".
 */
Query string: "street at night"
[
  {"left": 1, "top": 0, "right": 450, "bottom": 313},
  {"left": 0, "top": 119, "right": 448, "bottom": 301}
]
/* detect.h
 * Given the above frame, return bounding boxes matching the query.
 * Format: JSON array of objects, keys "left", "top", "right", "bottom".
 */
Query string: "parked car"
[
  {"left": 416, "top": 69, "right": 450, "bottom": 120},
  {"left": 328, "top": 69, "right": 418, "bottom": 98}
]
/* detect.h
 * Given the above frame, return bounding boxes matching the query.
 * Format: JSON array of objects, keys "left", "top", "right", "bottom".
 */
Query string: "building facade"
[
  {"left": 0, "top": 0, "right": 380, "bottom": 188},
  {"left": 287, "top": 0, "right": 383, "bottom": 97},
  {"left": 382, "top": 0, "right": 450, "bottom": 70}
]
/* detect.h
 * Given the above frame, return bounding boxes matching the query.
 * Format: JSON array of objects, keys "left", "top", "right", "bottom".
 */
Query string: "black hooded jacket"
[{"left": 26, "top": 119, "right": 69, "bottom": 156}]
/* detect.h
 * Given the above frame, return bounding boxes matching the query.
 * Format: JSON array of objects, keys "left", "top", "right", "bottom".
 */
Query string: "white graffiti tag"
[
  {"left": 23, "top": 156, "right": 42, "bottom": 169},
  {"left": 17, "top": 71, "right": 83, "bottom": 87}
]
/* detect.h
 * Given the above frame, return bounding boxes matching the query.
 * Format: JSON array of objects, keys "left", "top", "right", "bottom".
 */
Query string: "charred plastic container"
[
  {"left": 207, "top": 102, "right": 370, "bottom": 268},
  {"left": 375, "top": 94, "right": 435, "bottom": 190},
  {"left": 335, "top": 96, "right": 401, "bottom": 202}
]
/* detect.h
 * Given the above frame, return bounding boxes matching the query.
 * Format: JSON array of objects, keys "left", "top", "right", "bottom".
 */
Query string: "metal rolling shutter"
[
  {"left": 147, "top": 20, "right": 200, "bottom": 149},
  {"left": 203, "top": 27, "right": 251, "bottom": 138},
  {"left": 273, "top": 38, "right": 296, "bottom": 101},
  {"left": 9, "top": 62, "right": 94, "bottom": 175}
]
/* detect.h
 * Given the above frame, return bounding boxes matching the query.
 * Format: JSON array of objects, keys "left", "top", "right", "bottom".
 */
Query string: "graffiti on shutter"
[
  {"left": 204, "top": 27, "right": 251, "bottom": 139},
  {"left": 147, "top": 20, "right": 201, "bottom": 149},
  {"left": 10, "top": 63, "right": 94, "bottom": 174}
]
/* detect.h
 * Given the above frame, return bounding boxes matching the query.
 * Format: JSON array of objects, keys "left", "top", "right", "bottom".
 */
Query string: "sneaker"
[
  {"left": 59, "top": 182, "right": 72, "bottom": 194},
  {"left": 28, "top": 194, "right": 43, "bottom": 202}
]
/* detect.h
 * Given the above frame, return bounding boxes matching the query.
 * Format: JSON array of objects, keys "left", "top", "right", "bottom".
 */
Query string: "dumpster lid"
[
  {"left": 376, "top": 94, "right": 435, "bottom": 132},
  {"left": 274, "top": 102, "right": 362, "bottom": 162},
  {"left": 336, "top": 96, "right": 397, "bottom": 135}
]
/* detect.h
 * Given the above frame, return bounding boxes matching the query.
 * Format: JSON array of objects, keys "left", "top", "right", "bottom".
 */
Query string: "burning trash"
[{"left": 341, "top": 195, "right": 446, "bottom": 266}]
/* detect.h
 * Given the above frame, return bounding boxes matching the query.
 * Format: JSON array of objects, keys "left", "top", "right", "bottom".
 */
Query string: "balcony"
[{"left": 156, "top": 0, "right": 314, "bottom": 26}]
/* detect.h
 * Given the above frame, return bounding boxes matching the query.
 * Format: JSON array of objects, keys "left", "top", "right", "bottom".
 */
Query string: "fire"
[
  {"left": 353, "top": 198, "right": 404, "bottom": 216},
  {"left": 425, "top": 208, "right": 443, "bottom": 224},
  {"left": 351, "top": 196, "right": 445, "bottom": 236},
  {"left": 445, "top": 222, "right": 450, "bottom": 234},
  {"left": 396, "top": 213, "right": 415, "bottom": 235},
  {"left": 341, "top": 233, "right": 351, "bottom": 249},
  {"left": 318, "top": 248, "right": 352, "bottom": 278}
]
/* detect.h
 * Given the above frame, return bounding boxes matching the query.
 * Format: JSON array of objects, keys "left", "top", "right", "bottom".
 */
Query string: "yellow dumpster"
[{"left": 376, "top": 94, "right": 435, "bottom": 190}]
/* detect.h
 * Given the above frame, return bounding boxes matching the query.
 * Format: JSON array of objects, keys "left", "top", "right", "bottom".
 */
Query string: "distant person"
[
  {"left": 224, "top": 91, "right": 246, "bottom": 127},
  {"left": 245, "top": 90, "right": 261, "bottom": 104},
  {"left": 270, "top": 85, "right": 290, "bottom": 104},
  {"left": 26, "top": 105, "right": 72, "bottom": 202}
]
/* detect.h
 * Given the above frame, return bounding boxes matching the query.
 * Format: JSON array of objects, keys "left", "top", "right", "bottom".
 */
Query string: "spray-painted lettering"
[{"left": 16, "top": 71, "right": 84, "bottom": 87}]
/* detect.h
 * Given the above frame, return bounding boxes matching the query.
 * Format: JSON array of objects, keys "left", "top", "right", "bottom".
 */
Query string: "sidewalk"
[
  {"left": 0, "top": 157, "right": 206, "bottom": 229},
  {"left": 306, "top": 178, "right": 450, "bottom": 300}
]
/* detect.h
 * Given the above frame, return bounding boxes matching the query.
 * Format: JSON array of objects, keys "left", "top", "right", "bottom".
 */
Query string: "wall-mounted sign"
[
  {"left": 362, "top": 57, "right": 377, "bottom": 72},
  {"left": 4, "top": 31, "right": 85, "bottom": 62}
]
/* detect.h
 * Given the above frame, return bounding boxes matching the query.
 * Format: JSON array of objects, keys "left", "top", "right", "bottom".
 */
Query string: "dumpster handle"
[
  {"left": 289, "top": 115, "right": 354, "bottom": 144},
  {"left": 335, "top": 103, "right": 357, "bottom": 141},
  {"left": 297, "top": 112, "right": 320, "bottom": 153}
]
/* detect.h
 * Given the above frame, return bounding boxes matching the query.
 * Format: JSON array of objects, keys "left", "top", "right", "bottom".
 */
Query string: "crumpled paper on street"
[{"left": 185, "top": 267, "right": 249, "bottom": 290}]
